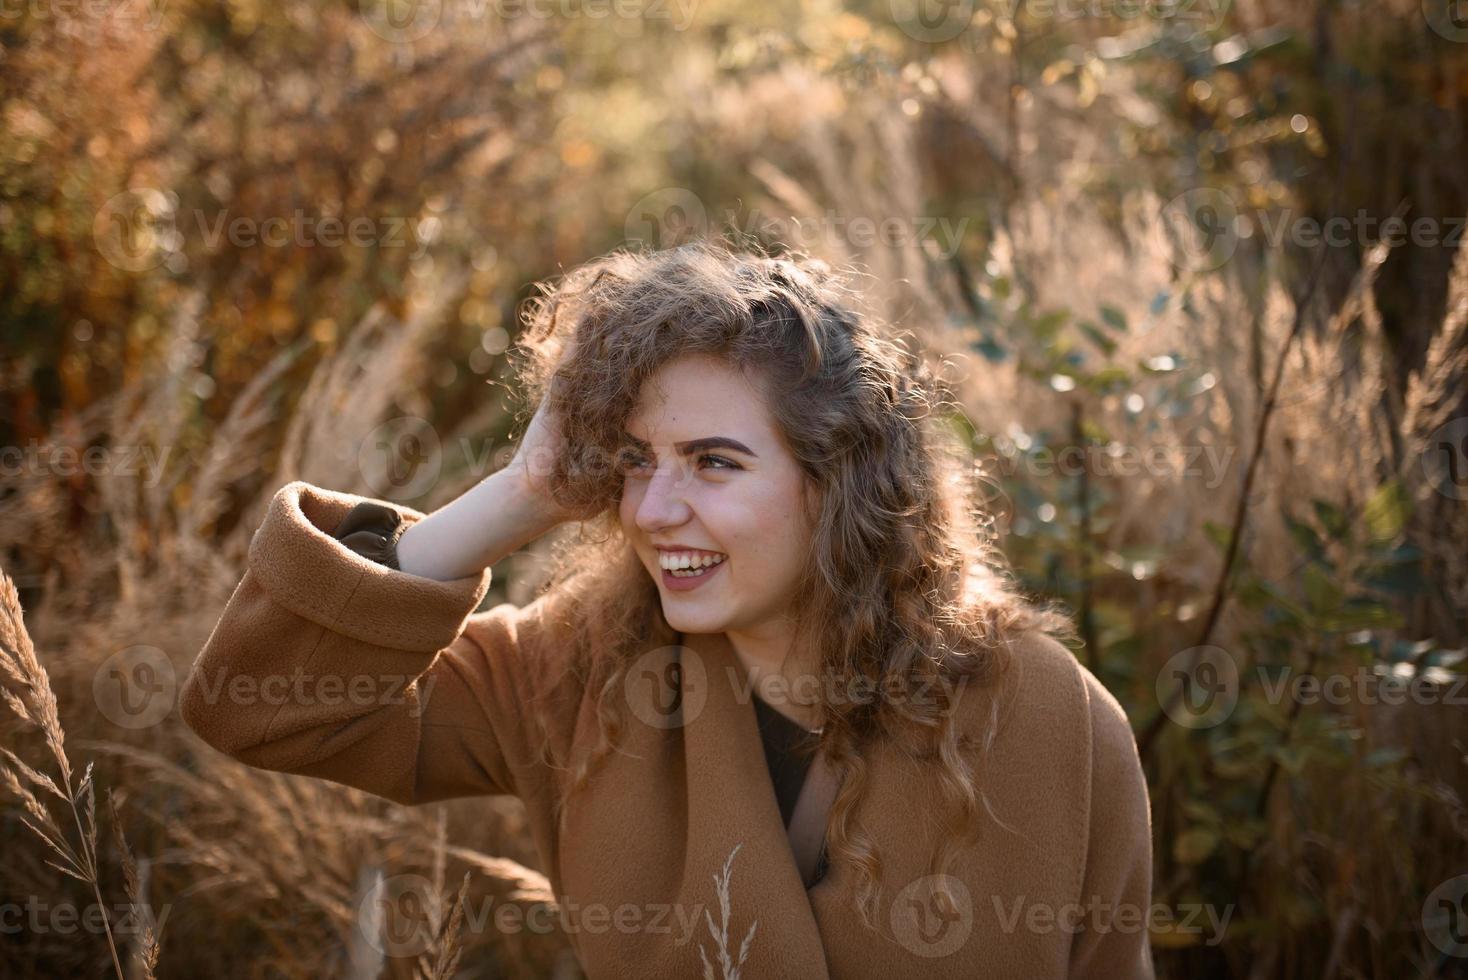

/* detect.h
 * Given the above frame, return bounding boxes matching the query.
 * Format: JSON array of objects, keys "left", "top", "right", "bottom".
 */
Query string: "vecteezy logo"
[
  {"left": 1422, "top": 417, "right": 1468, "bottom": 501},
  {"left": 890, "top": 875, "right": 973, "bottom": 957},
  {"left": 359, "top": 873, "right": 437, "bottom": 957},
  {"left": 357, "top": 416, "right": 443, "bottom": 502},
  {"left": 889, "top": 0, "right": 974, "bottom": 42},
  {"left": 94, "top": 645, "right": 176, "bottom": 730},
  {"left": 624, "top": 188, "right": 708, "bottom": 249},
  {"left": 93, "top": 189, "right": 180, "bottom": 273},
  {"left": 624, "top": 645, "right": 707, "bottom": 729},
  {"left": 1424, "top": 0, "right": 1468, "bottom": 42},
  {"left": 359, "top": 0, "right": 444, "bottom": 42},
  {"left": 1157, "top": 187, "right": 1239, "bottom": 273},
  {"left": 1157, "top": 645, "right": 1239, "bottom": 729},
  {"left": 1423, "top": 875, "right": 1468, "bottom": 958}
]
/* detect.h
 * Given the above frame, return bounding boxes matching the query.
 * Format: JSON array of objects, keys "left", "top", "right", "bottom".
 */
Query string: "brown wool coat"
[{"left": 180, "top": 482, "right": 1157, "bottom": 979}]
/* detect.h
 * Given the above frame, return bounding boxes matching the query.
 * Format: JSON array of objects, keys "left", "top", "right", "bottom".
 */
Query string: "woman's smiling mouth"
[{"left": 655, "top": 547, "right": 727, "bottom": 590}]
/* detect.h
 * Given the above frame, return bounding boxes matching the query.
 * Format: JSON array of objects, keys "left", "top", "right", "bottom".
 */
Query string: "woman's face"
[{"left": 618, "top": 353, "right": 816, "bottom": 637}]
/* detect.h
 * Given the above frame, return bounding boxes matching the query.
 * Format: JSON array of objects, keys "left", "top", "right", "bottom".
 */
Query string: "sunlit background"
[{"left": 3, "top": 0, "right": 1468, "bottom": 976}]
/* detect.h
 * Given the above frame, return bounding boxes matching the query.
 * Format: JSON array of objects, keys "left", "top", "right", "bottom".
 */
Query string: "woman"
[{"left": 181, "top": 243, "right": 1155, "bottom": 978}]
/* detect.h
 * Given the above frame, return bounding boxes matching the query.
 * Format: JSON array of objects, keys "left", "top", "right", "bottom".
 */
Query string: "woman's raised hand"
[
  {"left": 506, "top": 392, "right": 584, "bottom": 526},
  {"left": 395, "top": 342, "right": 591, "bottom": 581}
]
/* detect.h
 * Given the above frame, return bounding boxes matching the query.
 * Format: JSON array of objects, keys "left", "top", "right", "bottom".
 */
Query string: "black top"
[
  {"left": 332, "top": 500, "right": 830, "bottom": 885},
  {"left": 751, "top": 694, "right": 819, "bottom": 826},
  {"left": 752, "top": 692, "right": 830, "bottom": 886}
]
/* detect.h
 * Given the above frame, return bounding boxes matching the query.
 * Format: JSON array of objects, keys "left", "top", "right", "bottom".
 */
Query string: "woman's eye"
[
  {"left": 619, "top": 451, "right": 739, "bottom": 475},
  {"left": 618, "top": 450, "right": 651, "bottom": 474}
]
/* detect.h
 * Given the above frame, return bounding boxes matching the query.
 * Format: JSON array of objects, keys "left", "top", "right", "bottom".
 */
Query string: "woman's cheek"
[{"left": 617, "top": 484, "right": 641, "bottom": 531}]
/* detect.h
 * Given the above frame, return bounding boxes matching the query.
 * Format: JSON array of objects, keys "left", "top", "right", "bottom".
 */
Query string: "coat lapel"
[{"left": 674, "top": 629, "right": 832, "bottom": 978}]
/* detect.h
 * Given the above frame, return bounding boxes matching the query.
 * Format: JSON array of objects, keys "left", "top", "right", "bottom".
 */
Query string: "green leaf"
[
  {"left": 1284, "top": 515, "right": 1323, "bottom": 563},
  {"left": 1100, "top": 305, "right": 1127, "bottom": 331},
  {"left": 1312, "top": 499, "right": 1348, "bottom": 541},
  {"left": 1173, "top": 827, "right": 1221, "bottom": 865},
  {"left": 1303, "top": 565, "right": 1342, "bottom": 613},
  {"left": 1088, "top": 366, "right": 1132, "bottom": 391},
  {"left": 974, "top": 334, "right": 1008, "bottom": 362},
  {"left": 1033, "top": 309, "right": 1070, "bottom": 341},
  {"left": 1078, "top": 320, "right": 1118, "bottom": 356},
  {"left": 1202, "top": 519, "right": 1232, "bottom": 551},
  {"left": 1363, "top": 479, "right": 1410, "bottom": 542},
  {"left": 1075, "top": 419, "right": 1108, "bottom": 444}
]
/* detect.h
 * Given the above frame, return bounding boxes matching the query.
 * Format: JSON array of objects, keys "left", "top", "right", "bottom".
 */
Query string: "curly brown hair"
[{"left": 509, "top": 240, "right": 1071, "bottom": 925}]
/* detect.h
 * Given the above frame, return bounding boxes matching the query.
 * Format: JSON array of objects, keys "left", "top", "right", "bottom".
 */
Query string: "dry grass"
[
  {"left": 697, "top": 844, "right": 757, "bottom": 980},
  {"left": 0, "top": 289, "right": 576, "bottom": 978},
  {"left": 0, "top": 570, "right": 153, "bottom": 979}
]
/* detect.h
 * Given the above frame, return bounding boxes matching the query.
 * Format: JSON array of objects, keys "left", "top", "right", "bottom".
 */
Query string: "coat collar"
[
  {"left": 671, "top": 628, "right": 834, "bottom": 978},
  {"left": 552, "top": 616, "right": 1102, "bottom": 978}
]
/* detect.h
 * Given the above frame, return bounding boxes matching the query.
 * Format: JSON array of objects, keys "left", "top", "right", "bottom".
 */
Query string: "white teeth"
[
  {"left": 658, "top": 551, "right": 726, "bottom": 572},
  {"left": 670, "top": 562, "right": 721, "bottom": 577}
]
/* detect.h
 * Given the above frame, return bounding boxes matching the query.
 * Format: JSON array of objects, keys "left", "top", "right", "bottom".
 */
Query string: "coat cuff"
[{"left": 247, "top": 481, "right": 493, "bottom": 653}]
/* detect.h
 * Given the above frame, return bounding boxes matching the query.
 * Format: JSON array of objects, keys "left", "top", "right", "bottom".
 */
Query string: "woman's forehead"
[{"left": 626, "top": 355, "right": 774, "bottom": 436}]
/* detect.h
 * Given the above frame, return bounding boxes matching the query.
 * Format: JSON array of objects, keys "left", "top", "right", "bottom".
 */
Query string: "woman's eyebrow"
[{"left": 622, "top": 432, "right": 759, "bottom": 458}]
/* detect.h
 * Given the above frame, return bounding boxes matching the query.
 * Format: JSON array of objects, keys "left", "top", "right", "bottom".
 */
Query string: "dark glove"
[{"left": 332, "top": 500, "right": 409, "bottom": 570}]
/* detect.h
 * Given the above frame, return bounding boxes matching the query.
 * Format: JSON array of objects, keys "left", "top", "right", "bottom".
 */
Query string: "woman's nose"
[{"left": 634, "top": 464, "right": 692, "bottom": 532}]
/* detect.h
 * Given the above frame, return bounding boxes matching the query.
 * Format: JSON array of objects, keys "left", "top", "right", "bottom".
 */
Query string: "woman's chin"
[{"left": 660, "top": 603, "right": 728, "bottom": 636}]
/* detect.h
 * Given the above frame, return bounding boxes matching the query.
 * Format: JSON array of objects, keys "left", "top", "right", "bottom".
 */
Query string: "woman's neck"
[{"left": 723, "top": 619, "right": 823, "bottom": 732}]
